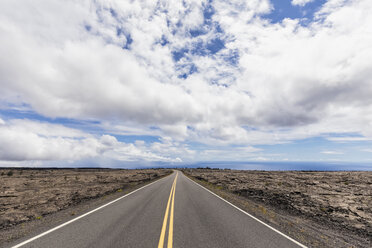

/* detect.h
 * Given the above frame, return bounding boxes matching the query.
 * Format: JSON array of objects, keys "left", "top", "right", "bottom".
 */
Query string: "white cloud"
[
  {"left": 321, "top": 150, "right": 343, "bottom": 155},
  {"left": 291, "top": 0, "right": 315, "bottom": 7},
  {"left": 225, "top": 0, "right": 372, "bottom": 138},
  {"left": 0, "top": 119, "right": 98, "bottom": 161},
  {"left": 0, "top": 119, "right": 178, "bottom": 163},
  {"left": 0, "top": 0, "right": 372, "bottom": 163},
  {"left": 327, "top": 137, "right": 371, "bottom": 142}
]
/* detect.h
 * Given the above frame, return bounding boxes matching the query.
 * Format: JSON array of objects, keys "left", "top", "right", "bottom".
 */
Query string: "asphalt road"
[{"left": 9, "top": 171, "right": 306, "bottom": 248}]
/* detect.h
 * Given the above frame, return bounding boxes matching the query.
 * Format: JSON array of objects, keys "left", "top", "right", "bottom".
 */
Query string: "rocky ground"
[
  {"left": 0, "top": 168, "right": 171, "bottom": 245},
  {"left": 183, "top": 169, "right": 372, "bottom": 248}
]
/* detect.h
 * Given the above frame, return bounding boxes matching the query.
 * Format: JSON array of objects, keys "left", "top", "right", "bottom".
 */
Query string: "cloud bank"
[
  {"left": 0, "top": 118, "right": 180, "bottom": 163},
  {"left": 0, "top": 0, "right": 371, "bottom": 165}
]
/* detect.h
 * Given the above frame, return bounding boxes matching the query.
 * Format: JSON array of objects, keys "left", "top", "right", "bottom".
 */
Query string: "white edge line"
[
  {"left": 12, "top": 173, "right": 173, "bottom": 248},
  {"left": 184, "top": 173, "right": 308, "bottom": 248}
]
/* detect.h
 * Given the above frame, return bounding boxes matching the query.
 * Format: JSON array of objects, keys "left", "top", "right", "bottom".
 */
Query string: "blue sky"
[
  {"left": 0, "top": 0, "right": 372, "bottom": 170},
  {"left": 266, "top": 0, "right": 327, "bottom": 24}
]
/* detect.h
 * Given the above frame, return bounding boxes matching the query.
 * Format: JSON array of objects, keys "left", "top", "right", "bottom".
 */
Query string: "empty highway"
[{"left": 9, "top": 171, "right": 306, "bottom": 248}]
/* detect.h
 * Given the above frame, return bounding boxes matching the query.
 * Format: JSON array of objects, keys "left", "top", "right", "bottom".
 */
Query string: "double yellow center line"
[{"left": 158, "top": 172, "right": 178, "bottom": 248}]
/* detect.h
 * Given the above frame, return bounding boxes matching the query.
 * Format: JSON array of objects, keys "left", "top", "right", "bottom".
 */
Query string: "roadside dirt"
[
  {"left": 0, "top": 168, "right": 171, "bottom": 246},
  {"left": 183, "top": 169, "right": 372, "bottom": 248}
]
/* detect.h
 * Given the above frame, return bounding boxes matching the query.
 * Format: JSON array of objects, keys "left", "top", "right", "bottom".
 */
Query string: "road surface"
[{"left": 9, "top": 171, "right": 306, "bottom": 248}]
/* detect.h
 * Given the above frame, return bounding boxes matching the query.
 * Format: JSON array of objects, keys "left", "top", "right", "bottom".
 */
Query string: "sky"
[{"left": 1, "top": 0, "right": 372, "bottom": 169}]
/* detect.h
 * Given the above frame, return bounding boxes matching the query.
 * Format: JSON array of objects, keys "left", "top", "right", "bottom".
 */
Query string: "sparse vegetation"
[
  {"left": 0, "top": 168, "right": 171, "bottom": 235},
  {"left": 183, "top": 168, "right": 372, "bottom": 248}
]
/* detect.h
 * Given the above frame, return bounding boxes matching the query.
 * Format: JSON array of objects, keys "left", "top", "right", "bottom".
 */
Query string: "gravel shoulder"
[
  {"left": 182, "top": 169, "right": 372, "bottom": 248},
  {"left": 0, "top": 168, "right": 172, "bottom": 247}
]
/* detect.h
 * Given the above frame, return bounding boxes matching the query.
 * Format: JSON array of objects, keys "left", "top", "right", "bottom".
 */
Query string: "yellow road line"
[
  {"left": 158, "top": 173, "right": 178, "bottom": 248},
  {"left": 167, "top": 174, "right": 177, "bottom": 248},
  {"left": 158, "top": 180, "right": 175, "bottom": 248}
]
